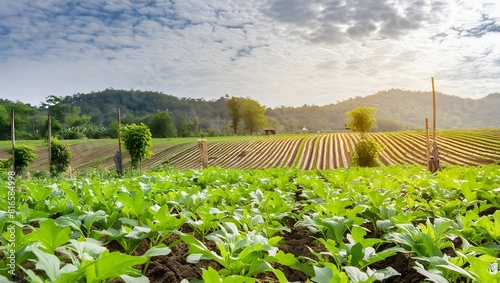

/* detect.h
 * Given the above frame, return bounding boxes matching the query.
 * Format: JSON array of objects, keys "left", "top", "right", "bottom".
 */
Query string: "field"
[
  {"left": 0, "top": 129, "right": 499, "bottom": 172},
  {"left": 1, "top": 129, "right": 500, "bottom": 282},
  {"left": 1, "top": 165, "right": 500, "bottom": 282}
]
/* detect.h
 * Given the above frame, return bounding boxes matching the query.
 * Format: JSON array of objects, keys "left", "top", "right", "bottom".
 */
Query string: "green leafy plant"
[
  {"left": 120, "top": 123, "right": 153, "bottom": 170},
  {"left": 49, "top": 137, "right": 72, "bottom": 175},
  {"left": 8, "top": 145, "right": 37, "bottom": 174}
]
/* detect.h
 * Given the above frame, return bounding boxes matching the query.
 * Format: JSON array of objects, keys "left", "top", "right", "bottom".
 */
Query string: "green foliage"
[
  {"left": 8, "top": 144, "right": 37, "bottom": 174},
  {"left": 49, "top": 137, "right": 72, "bottom": 174},
  {"left": 227, "top": 97, "right": 242, "bottom": 134},
  {"left": 346, "top": 106, "right": 376, "bottom": 138},
  {"left": 41, "top": 116, "right": 63, "bottom": 138},
  {"left": 241, "top": 98, "right": 268, "bottom": 135},
  {"left": 176, "top": 116, "right": 190, "bottom": 137},
  {"left": 120, "top": 123, "right": 153, "bottom": 169},
  {"left": 59, "top": 126, "right": 109, "bottom": 139},
  {"left": 2, "top": 165, "right": 500, "bottom": 282},
  {"left": 148, "top": 111, "right": 175, "bottom": 138},
  {"left": 346, "top": 106, "right": 380, "bottom": 167},
  {"left": 351, "top": 139, "right": 382, "bottom": 167}
]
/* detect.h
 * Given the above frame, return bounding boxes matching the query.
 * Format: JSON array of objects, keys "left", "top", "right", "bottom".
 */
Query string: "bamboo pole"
[
  {"left": 431, "top": 77, "right": 437, "bottom": 141},
  {"left": 11, "top": 110, "right": 15, "bottom": 173},
  {"left": 48, "top": 115, "right": 52, "bottom": 172},
  {"left": 198, "top": 139, "right": 208, "bottom": 168},
  {"left": 114, "top": 108, "right": 123, "bottom": 176},
  {"left": 117, "top": 108, "right": 122, "bottom": 153},
  {"left": 425, "top": 117, "right": 430, "bottom": 169}
]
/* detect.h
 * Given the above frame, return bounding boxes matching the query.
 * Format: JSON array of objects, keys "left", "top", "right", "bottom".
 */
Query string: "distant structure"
[{"left": 264, "top": 129, "right": 276, "bottom": 135}]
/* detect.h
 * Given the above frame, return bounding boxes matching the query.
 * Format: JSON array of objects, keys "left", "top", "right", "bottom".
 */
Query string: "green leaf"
[
  {"left": 88, "top": 251, "right": 147, "bottom": 282},
  {"left": 143, "top": 246, "right": 171, "bottom": 258},
  {"left": 349, "top": 243, "right": 363, "bottom": 266},
  {"left": 32, "top": 248, "right": 61, "bottom": 282},
  {"left": 414, "top": 262, "right": 448, "bottom": 283},
  {"left": 311, "top": 266, "right": 333, "bottom": 283},
  {"left": 26, "top": 219, "right": 71, "bottom": 254}
]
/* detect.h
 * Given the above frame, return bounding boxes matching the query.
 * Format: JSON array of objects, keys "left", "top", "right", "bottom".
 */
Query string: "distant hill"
[
  {"left": 61, "top": 88, "right": 232, "bottom": 133},
  {"left": 266, "top": 89, "right": 500, "bottom": 132},
  {"left": 60, "top": 88, "right": 499, "bottom": 134}
]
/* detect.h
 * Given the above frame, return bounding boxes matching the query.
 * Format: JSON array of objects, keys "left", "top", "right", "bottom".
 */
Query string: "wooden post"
[
  {"left": 114, "top": 108, "right": 123, "bottom": 176},
  {"left": 117, "top": 108, "right": 122, "bottom": 153},
  {"left": 431, "top": 77, "right": 437, "bottom": 141},
  {"left": 198, "top": 139, "right": 208, "bottom": 168},
  {"left": 11, "top": 110, "right": 15, "bottom": 173},
  {"left": 48, "top": 115, "right": 52, "bottom": 172},
  {"left": 425, "top": 117, "right": 430, "bottom": 169},
  {"left": 429, "top": 77, "right": 441, "bottom": 173}
]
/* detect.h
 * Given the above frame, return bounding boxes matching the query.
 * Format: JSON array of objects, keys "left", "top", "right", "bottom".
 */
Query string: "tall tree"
[
  {"left": 227, "top": 97, "right": 241, "bottom": 134},
  {"left": 42, "top": 95, "right": 68, "bottom": 124},
  {"left": 176, "top": 116, "right": 190, "bottom": 137},
  {"left": 191, "top": 117, "right": 200, "bottom": 136},
  {"left": 345, "top": 106, "right": 380, "bottom": 167},
  {"left": 241, "top": 98, "right": 267, "bottom": 135},
  {"left": 345, "top": 106, "right": 376, "bottom": 140},
  {"left": 120, "top": 123, "right": 152, "bottom": 170},
  {"left": 149, "top": 111, "right": 175, "bottom": 138}
]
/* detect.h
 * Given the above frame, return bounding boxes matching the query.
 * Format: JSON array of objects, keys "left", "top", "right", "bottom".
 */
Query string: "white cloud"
[{"left": 0, "top": 0, "right": 499, "bottom": 108}]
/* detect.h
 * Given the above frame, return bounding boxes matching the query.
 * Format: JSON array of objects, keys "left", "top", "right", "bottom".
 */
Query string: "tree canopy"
[{"left": 346, "top": 106, "right": 376, "bottom": 139}]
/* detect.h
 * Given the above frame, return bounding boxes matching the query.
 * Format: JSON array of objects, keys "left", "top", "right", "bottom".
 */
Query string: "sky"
[{"left": 0, "top": 0, "right": 499, "bottom": 108}]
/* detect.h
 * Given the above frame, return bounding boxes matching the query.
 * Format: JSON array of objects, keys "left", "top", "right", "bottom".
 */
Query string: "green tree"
[
  {"left": 120, "top": 123, "right": 152, "bottom": 170},
  {"left": 227, "top": 97, "right": 242, "bottom": 134},
  {"left": 66, "top": 106, "right": 91, "bottom": 127},
  {"left": 49, "top": 138, "right": 72, "bottom": 175},
  {"left": 176, "top": 116, "right": 190, "bottom": 137},
  {"left": 346, "top": 106, "right": 381, "bottom": 167},
  {"left": 8, "top": 145, "right": 37, "bottom": 174},
  {"left": 41, "top": 116, "right": 63, "bottom": 138},
  {"left": 191, "top": 116, "right": 200, "bottom": 136},
  {"left": 345, "top": 106, "right": 376, "bottom": 139},
  {"left": 0, "top": 105, "right": 9, "bottom": 140},
  {"left": 149, "top": 111, "right": 175, "bottom": 138},
  {"left": 241, "top": 98, "right": 267, "bottom": 135},
  {"left": 42, "top": 95, "right": 69, "bottom": 124}
]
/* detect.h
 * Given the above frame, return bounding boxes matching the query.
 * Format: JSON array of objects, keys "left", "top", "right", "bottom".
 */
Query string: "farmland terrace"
[{"left": 0, "top": 128, "right": 499, "bottom": 173}]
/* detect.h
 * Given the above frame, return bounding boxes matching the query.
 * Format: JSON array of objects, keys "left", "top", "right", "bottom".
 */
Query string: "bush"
[
  {"left": 49, "top": 138, "right": 72, "bottom": 175},
  {"left": 351, "top": 139, "right": 381, "bottom": 167},
  {"left": 8, "top": 145, "right": 38, "bottom": 174},
  {"left": 120, "top": 123, "right": 152, "bottom": 169},
  {"left": 0, "top": 158, "right": 10, "bottom": 170}
]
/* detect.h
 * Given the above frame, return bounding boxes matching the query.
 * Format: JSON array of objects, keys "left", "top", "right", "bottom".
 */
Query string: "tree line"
[{"left": 0, "top": 90, "right": 273, "bottom": 141}]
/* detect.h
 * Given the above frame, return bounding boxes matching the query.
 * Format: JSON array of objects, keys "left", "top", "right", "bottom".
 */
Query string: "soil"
[{"left": 113, "top": 224, "right": 428, "bottom": 283}]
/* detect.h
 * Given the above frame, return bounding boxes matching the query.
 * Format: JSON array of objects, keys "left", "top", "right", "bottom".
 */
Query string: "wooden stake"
[
  {"left": 431, "top": 77, "right": 437, "bottom": 141},
  {"left": 48, "top": 115, "right": 52, "bottom": 172},
  {"left": 198, "top": 139, "right": 208, "bottom": 168},
  {"left": 11, "top": 110, "right": 15, "bottom": 173},
  {"left": 114, "top": 108, "right": 123, "bottom": 176},
  {"left": 117, "top": 108, "right": 122, "bottom": 153},
  {"left": 425, "top": 117, "right": 430, "bottom": 168}
]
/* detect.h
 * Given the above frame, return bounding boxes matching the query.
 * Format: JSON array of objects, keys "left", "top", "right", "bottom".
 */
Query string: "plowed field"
[{"left": 1, "top": 129, "right": 499, "bottom": 172}]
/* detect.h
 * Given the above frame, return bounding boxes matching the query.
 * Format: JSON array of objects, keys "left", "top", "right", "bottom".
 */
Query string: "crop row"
[
  {"left": 1, "top": 129, "right": 498, "bottom": 172},
  {"left": 165, "top": 129, "right": 500, "bottom": 170},
  {"left": 1, "top": 165, "right": 500, "bottom": 282}
]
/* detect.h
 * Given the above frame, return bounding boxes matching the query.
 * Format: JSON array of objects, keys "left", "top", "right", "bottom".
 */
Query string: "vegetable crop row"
[{"left": 1, "top": 165, "right": 500, "bottom": 282}]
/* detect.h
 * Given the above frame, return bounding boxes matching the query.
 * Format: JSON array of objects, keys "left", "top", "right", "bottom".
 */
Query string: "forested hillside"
[
  {"left": 0, "top": 88, "right": 498, "bottom": 140},
  {"left": 61, "top": 89, "right": 231, "bottom": 132},
  {"left": 267, "top": 89, "right": 500, "bottom": 132}
]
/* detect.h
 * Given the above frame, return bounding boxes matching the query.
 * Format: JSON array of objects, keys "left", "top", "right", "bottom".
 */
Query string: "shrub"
[
  {"left": 49, "top": 137, "right": 72, "bottom": 175},
  {"left": 351, "top": 139, "right": 381, "bottom": 167},
  {"left": 120, "top": 123, "right": 152, "bottom": 170},
  {"left": 8, "top": 145, "right": 37, "bottom": 174}
]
